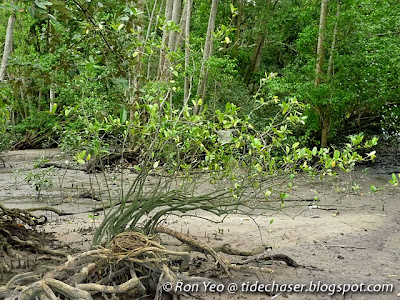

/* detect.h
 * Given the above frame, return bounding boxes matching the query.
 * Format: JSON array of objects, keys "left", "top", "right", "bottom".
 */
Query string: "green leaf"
[
  {"left": 48, "top": 13, "right": 59, "bottom": 24},
  {"left": 312, "top": 147, "right": 317, "bottom": 156},
  {"left": 280, "top": 193, "right": 289, "bottom": 200},
  {"left": 0, "top": 5, "right": 14, "bottom": 11},
  {"left": 35, "top": 0, "right": 52, "bottom": 9},
  {"left": 51, "top": 103, "right": 57, "bottom": 114},
  {"left": 334, "top": 150, "right": 340, "bottom": 161}
]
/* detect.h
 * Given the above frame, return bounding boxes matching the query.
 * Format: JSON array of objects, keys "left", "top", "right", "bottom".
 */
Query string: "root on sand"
[{"left": 1, "top": 227, "right": 303, "bottom": 300}]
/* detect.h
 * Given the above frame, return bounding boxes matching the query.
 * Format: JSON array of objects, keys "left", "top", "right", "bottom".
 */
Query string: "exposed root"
[
  {"left": 155, "top": 226, "right": 233, "bottom": 278},
  {"left": 0, "top": 203, "right": 47, "bottom": 226},
  {"left": 0, "top": 203, "right": 68, "bottom": 263},
  {"left": 214, "top": 243, "right": 271, "bottom": 256},
  {"left": 236, "top": 253, "right": 300, "bottom": 268},
  {"left": 2, "top": 229, "right": 301, "bottom": 299},
  {"left": 25, "top": 206, "right": 73, "bottom": 216}
]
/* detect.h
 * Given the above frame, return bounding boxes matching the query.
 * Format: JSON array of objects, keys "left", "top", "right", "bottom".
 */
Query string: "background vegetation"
[{"left": 0, "top": 0, "right": 398, "bottom": 155}]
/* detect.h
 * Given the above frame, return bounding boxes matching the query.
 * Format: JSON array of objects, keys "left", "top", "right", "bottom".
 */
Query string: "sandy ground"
[{"left": 0, "top": 149, "right": 399, "bottom": 299}]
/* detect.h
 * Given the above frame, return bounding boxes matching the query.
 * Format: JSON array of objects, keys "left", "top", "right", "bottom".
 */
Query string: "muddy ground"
[{"left": 0, "top": 148, "right": 399, "bottom": 299}]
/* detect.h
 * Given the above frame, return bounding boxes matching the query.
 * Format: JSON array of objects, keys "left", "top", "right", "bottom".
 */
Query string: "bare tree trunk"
[
  {"left": 315, "top": 0, "right": 329, "bottom": 87},
  {"left": 327, "top": 0, "right": 340, "bottom": 78},
  {"left": 130, "top": 0, "right": 144, "bottom": 122},
  {"left": 196, "top": 0, "right": 219, "bottom": 102},
  {"left": 183, "top": 0, "right": 193, "bottom": 105},
  {"left": 319, "top": 0, "right": 340, "bottom": 148},
  {"left": 320, "top": 110, "right": 329, "bottom": 148},
  {"left": 145, "top": 0, "right": 158, "bottom": 43},
  {"left": 38, "top": 90, "right": 42, "bottom": 112},
  {"left": 315, "top": 0, "right": 329, "bottom": 148},
  {"left": 168, "top": 0, "right": 182, "bottom": 52},
  {"left": 157, "top": 0, "right": 174, "bottom": 80},
  {"left": 176, "top": 0, "right": 188, "bottom": 49},
  {"left": 49, "top": 88, "right": 55, "bottom": 112},
  {"left": 0, "top": 11, "right": 16, "bottom": 82},
  {"left": 233, "top": 0, "right": 244, "bottom": 56},
  {"left": 146, "top": 0, "right": 164, "bottom": 79},
  {"left": 244, "top": 34, "right": 265, "bottom": 84}
]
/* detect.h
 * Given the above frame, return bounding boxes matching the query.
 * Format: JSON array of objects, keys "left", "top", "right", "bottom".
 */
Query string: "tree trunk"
[
  {"left": 315, "top": 0, "right": 329, "bottom": 148},
  {"left": 244, "top": 34, "right": 265, "bottom": 84},
  {"left": 183, "top": 0, "right": 193, "bottom": 105},
  {"left": 319, "top": 0, "right": 340, "bottom": 148},
  {"left": 315, "top": 0, "right": 329, "bottom": 86},
  {"left": 157, "top": 0, "right": 174, "bottom": 80},
  {"left": 49, "top": 88, "right": 55, "bottom": 112},
  {"left": 327, "top": 0, "right": 340, "bottom": 78},
  {"left": 320, "top": 110, "right": 330, "bottom": 149},
  {"left": 38, "top": 90, "right": 42, "bottom": 112},
  {"left": 176, "top": 0, "right": 187, "bottom": 49},
  {"left": 168, "top": 0, "right": 182, "bottom": 52},
  {"left": 0, "top": 11, "right": 16, "bottom": 82},
  {"left": 233, "top": 0, "right": 244, "bottom": 56},
  {"left": 130, "top": 0, "right": 144, "bottom": 122},
  {"left": 196, "top": 0, "right": 219, "bottom": 102}
]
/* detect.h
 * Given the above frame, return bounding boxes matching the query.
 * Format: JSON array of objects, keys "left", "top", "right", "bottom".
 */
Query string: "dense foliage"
[
  {"left": 1, "top": 0, "right": 395, "bottom": 245},
  {"left": 0, "top": 0, "right": 398, "bottom": 155}
]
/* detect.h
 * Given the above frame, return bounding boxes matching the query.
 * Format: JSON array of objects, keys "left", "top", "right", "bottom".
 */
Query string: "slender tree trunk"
[
  {"left": 37, "top": 90, "right": 42, "bottom": 112},
  {"left": 244, "top": 34, "right": 265, "bottom": 84},
  {"left": 145, "top": 0, "right": 158, "bottom": 43},
  {"left": 315, "top": 0, "right": 329, "bottom": 86},
  {"left": 49, "top": 88, "right": 55, "bottom": 112},
  {"left": 130, "top": 0, "right": 144, "bottom": 122},
  {"left": 315, "top": 0, "right": 329, "bottom": 148},
  {"left": 233, "top": 0, "right": 244, "bottom": 56},
  {"left": 176, "top": 0, "right": 188, "bottom": 49},
  {"left": 320, "top": 110, "right": 329, "bottom": 148},
  {"left": 20, "top": 89, "right": 27, "bottom": 119},
  {"left": 168, "top": 0, "right": 182, "bottom": 52},
  {"left": 157, "top": 0, "right": 174, "bottom": 80},
  {"left": 196, "top": 0, "right": 219, "bottom": 101},
  {"left": 327, "top": 0, "right": 340, "bottom": 78},
  {"left": 158, "top": 0, "right": 173, "bottom": 79},
  {"left": 319, "top": 0, "right": 340, "bottom": 148},
  {"left": 159, "top": 0, "right": 182, "bottom": 79},
  {"left": 147, "top": 0, "right": 164, "bottom": 79},
  {"left": 183, "top": 0, "right": 193, "bottom": 105},
  {"left": 0, "top": 11, "right": 16, "bottom": 82}
]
